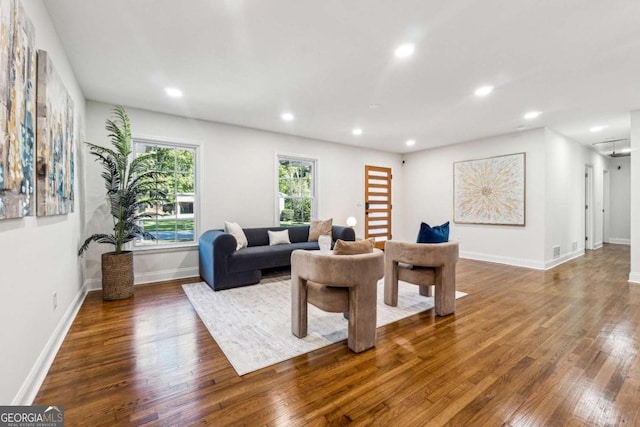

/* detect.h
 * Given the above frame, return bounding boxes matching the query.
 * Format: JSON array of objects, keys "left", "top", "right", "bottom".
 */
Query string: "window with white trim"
[
  {"left": 277, "top": 155, "right": 317, "bottom": 226},
  {"left": 133, "top": 139, "right": 198, "bottom": 247}
]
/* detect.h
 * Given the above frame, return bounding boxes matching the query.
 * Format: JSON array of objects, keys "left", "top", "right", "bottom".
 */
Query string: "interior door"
[{"left": 364, "top": 165, "right": 392, "bottom": 250}]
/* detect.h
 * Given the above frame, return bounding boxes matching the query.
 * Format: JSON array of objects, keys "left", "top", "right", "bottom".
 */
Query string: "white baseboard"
[
  {"left": 12, "top": 283, "right": 88, "bottom": 405},
  {"left": 460, "top": 249, "right": 588, "bottom": 271},
  {"left": 135, "top": 267, "right": 200, "bottom": 285},
  {"left": 609, "top": 238, "right": 631, "bottom": 245},
  {"left": 460, "top": 251, "right": 545, "bottom": 270},
  {"left": 86, "top": 266, "right": 200, "bottom": 291},
  {"left": 593, "top": 241, "right": 603, "bottom": 250},
  {"left": 544, "top": 249, "right": 585, "bottom": 270},
  {"left": 629, "top": 272, "right": 640, "bottom": 284},
  {"left": 85, "top": 278, "right": 102, "bottom": 292}
]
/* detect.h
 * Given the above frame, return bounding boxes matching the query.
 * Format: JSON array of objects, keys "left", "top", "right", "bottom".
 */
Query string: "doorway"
[
  {"left": 585, "top": 165, "right": 594, "bottom": 250},
  {"left": 603, "top": 169, "right": 610, "bottom": 244},
  {"left": 364, "top": 165, "right": 392, "bottom": 250}
]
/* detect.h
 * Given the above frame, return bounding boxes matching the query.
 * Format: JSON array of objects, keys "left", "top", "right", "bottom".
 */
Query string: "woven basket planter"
[{"left": 101, "top": 251, "right": 134, "bottom": 300}]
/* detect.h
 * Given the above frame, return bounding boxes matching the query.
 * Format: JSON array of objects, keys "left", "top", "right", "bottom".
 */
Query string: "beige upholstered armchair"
[
  {"left": 291, "top": 249, "right": 384, "bottom": 353},
  {"left": 384, "top": 241, "right": 459, "bottom": 316}
]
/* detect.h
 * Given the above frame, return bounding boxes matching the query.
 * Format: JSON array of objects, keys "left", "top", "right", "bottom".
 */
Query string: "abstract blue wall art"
[
  {"left": 36, "top": 49, "right": 75, "bottom": 216},
  {"left": 0, "top": 0, "right": 36, "bottom": 220}
]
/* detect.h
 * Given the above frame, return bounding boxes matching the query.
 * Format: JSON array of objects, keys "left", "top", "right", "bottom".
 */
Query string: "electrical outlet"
[
  {"left": 572, "top": 241, "right": 578, "bottom": 251},
  {"left": 52, "top": 291, "right": 57, "bottom": 310},
  {"left": 553, "top": 246, "right": 560, "bottom": 259}
]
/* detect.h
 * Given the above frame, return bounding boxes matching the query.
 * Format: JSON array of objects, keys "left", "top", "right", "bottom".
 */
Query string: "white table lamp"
[{"left": 346, "top": 216, "right": 357, "bottom": 227}]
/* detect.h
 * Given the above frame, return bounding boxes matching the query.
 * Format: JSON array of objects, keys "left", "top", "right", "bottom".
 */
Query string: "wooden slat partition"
[{"left": 364, "top": 165, "right": 392, "bottom": 249}]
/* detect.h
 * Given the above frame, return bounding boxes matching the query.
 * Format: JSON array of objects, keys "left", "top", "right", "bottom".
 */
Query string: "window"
[
  {"left": 133, "top": 139, "right": 198, "bottom": 247},
  {"left": 277, "top": 155, "right": 316, "bottom": 226}
]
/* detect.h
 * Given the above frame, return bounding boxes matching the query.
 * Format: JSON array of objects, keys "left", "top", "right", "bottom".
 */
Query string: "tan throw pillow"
[
  {"left": 333, "top": 239, "right": 374, "bottom": 255},
  {"left": 308, "top": 218, "right": 333, "bottom": 242},
  {"left": 224, "top": 221, "right": 248, "bottom": 251}
]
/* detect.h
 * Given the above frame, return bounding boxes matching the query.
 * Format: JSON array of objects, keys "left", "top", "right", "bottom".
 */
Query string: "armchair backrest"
[
  {"left": 384, "top": 240, "right": 459, "bottom": 267},
  {"left": 291, "top": 249, "right": 384, "bottom": 287}
]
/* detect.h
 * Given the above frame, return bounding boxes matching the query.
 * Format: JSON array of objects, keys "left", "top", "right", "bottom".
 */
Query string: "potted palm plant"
[{"left": 78, "top": 106, "right": 161, "bottom": 300}]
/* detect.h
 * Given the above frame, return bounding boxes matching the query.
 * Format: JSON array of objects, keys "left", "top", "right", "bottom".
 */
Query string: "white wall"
[
  {"left": 83, "top": 101, "right": 404, "bottom": 285},
  {"left": 401, "top": 127, "right": 611, "bottom": 270},
  {"left": 630, "top": 110, "right": 640, "bottom": 284},
  {"left": 544, "top": 129, "right": 608, "bottom": 266},
  {"left": 401, "top": 128, "right": 547, "bottom": 269},
  {"left": 0, "top": 1, "right": 86, "bottom": 404},
  {"left": 544, "top": 129, "right": 583, "bottom": 263},
  {"left": 608, "top": 157, "right": 631, "bottom": 244}
]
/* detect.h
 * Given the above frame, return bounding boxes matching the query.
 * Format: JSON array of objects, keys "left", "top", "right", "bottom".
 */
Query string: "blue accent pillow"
[{"left": 417, "top": 222, "right": 449, "bottom": 243}]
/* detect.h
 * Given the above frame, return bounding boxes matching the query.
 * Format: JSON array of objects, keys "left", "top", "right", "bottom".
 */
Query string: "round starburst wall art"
[{"left": 453, "top": 153, "right": 526, "bottom": 225}]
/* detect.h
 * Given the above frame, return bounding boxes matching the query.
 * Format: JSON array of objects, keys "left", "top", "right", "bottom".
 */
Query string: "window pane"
[
  {"left": 290, "top": 198, "right": 311, "bottom": 225},
  {"left": 176, "top": 218, "right": 195, "bottom": 242},
  {"left": 137, "top": 143, "right": 155, "bottom": 157},
  {"left": 176, "top": 149, "right": 194, "bottom": 173},
  {"left": 302, "top": 177, "right": 311, "bottom": 197},
  {"left": 138, "top": 219, "right": 158, "bottom": 246},
  {"left": 155, "top": 217, "right": 177, "bottom": 244},
  {"left": 176, "top": 172, "right": 194, "bottom": 193},
  {"left": 279, "top": 201, "right": 294, "bottom": 225},
  {"left": 279, "top": 164, "right": 292, "bottom": 194},
  {"left": 156, "top": 147, "right": 176, "bottom": 172},
  {"left": 292, "top": 177, "right": 304, "bottom": 197},
  {"left": 162, "top": 194, "right": 177, "bottom": 217}
]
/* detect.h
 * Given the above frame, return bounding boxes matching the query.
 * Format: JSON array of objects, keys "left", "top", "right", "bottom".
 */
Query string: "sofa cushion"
[
  {"left": 288, "top": 226, "right": 311, "bottom": 243},
  {"left": 228, "top": 242, "right": 318, "bottom": 273},
  {"left": 244, "top": 226, "right": 310, "bottom": 246},
  {"left": 308, "top": 218, "right": 333, "bottom": 241},
  {"left": 331, "top": 225, "right": 356, "bottom": 242}
]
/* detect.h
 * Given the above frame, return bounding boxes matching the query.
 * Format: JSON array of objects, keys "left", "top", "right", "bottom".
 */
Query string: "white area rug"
[{"left": 182, "top": 276, "right": 466, "bottom": 375}]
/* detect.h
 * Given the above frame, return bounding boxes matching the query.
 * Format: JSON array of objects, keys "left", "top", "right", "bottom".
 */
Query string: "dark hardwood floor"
[{"left": 35, "top": 244, "right": 639, "bottom": 426}]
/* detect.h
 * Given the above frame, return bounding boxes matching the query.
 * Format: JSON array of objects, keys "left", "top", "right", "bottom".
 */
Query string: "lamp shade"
[{"left": 346, "top": 216, "right": 357, "bottom": 227}]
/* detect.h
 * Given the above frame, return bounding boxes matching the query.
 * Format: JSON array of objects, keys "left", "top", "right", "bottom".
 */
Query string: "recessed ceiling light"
[
  {"left": 394, "top": 44, "right": 415, "bottom": 58},
  {"left": 474, "top": 85, "right": 494, "bottom": 97},
  {"left": 165, "top": 87, "right": 183, "bottom": 98},
  {"left": 352, "top": 128, "right": 363, "bottom": 136},
  {"left": 524, "top": 111, "right": 541, "bottom": 120},
  {"left": 405, "top": 139, "right": 416, "bottom": 146},
  {"left": 590, "top": 125, "right": 607, "bottom": 132},
  {"left": 281, "top": 112, "right": 294, "bottom": 121},
  {"left": 369, "top": 104, "right": 381, "bottom": 110}
]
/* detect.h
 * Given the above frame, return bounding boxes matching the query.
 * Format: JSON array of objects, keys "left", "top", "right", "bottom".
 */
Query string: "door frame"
[{"left": 585, "top": 165, "right": 594, "bottom": 250}]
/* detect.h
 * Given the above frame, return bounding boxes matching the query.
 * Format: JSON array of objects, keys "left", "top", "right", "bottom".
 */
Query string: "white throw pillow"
[
  {"left": 225, "top": 221, "right": 248, "bottom": 251},
  {"left": 268, "top": 229, "right": 291, "bottom": 246}
]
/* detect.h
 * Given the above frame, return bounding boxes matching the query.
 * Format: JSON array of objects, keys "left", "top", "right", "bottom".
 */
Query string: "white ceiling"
[{"left": 43, "top": 0, "right": 640, "bottom": 154}]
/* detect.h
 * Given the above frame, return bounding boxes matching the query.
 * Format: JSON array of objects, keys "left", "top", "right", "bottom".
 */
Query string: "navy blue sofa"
[{"left": 199, "top": 225, "right": 356, "bottom": 290}]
